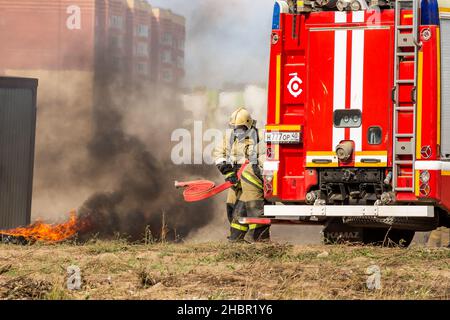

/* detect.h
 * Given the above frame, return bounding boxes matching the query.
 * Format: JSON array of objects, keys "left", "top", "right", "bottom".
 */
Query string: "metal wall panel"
[
  {"left": 0, "top": 77, "right": 37, "bottom": 229},
  {"left": 441, "top": 18, "right": 450, "bottom": 157}
]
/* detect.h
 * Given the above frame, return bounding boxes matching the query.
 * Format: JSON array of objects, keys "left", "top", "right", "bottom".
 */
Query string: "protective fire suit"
[{"left": 214, "top": 121, "right": 270, "bottom": 242}]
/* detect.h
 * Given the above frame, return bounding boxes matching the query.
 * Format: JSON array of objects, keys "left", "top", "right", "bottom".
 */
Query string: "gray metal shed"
[{"left": 0, "top": 77, "right": 38, "bottom": 229}]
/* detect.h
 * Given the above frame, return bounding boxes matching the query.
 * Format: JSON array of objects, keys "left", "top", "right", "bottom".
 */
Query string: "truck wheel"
[
  {"left": 323, "top": 219, "right": 415, "bottom": 247},
  {"left": 322, "top": 218, "right": 364, "bottom": 244},
  {"left": 362, "top": 228, "right": 415, "bottom": 247},
  {"left": 342, "top": 216, "right": 438, "bottom": 232}
]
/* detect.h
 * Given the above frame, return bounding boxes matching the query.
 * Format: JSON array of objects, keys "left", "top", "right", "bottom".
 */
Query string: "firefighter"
[{"left": 214, "top": 107, "right": 270, "bottom": 242}]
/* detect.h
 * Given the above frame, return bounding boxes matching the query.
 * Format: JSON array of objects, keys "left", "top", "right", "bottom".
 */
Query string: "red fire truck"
[{"left": 252, "top": 0, "right": 450, "bottom": 245}]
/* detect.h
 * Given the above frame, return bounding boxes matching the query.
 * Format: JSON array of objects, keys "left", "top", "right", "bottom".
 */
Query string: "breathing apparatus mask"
[{"left": 232, "top": 125, "right": 249, "bottom": 141}]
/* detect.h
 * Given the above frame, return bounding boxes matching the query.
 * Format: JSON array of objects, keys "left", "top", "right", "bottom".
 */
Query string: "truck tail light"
[
  {"left": 420, "top": 170, "right": 431, "bottom": 183},
  {"left": 267, "top": 147, "right": 274, "bottom": 160},
  {"left": 420, "top": 183, "right": 431, "bottom": 197},
  {"left": 264, "top": 179, "right": 273, "bottom": 195}
]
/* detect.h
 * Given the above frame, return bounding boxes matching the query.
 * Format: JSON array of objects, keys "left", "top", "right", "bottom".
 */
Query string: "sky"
[{"left": 149, "top": 0, "right": 275, "bottom": 88}]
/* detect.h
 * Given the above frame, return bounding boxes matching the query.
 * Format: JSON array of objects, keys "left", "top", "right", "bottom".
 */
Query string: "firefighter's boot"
[{"left": 249, "top": 224, "right": 271, "bottom": 242}]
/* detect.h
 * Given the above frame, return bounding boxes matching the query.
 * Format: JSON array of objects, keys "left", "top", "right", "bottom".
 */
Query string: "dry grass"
[{"left": 0, "top": 241, "right": 448, "bottom": 300}]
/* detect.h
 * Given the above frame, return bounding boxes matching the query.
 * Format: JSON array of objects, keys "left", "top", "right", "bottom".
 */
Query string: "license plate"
[{"left": 265, "top": 131, "right": 301, "bottom": 144}]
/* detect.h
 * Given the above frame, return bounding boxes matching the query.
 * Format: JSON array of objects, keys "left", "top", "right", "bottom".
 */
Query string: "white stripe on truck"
[
  {"left": 333, "top": 12, "right": 347, "bottom": 149},
  {"left": 350, "top": 11, "right": 365, "bottom": 152}
]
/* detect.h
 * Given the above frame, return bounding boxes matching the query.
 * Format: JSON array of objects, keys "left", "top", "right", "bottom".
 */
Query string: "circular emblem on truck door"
[{"left": 287, "top": 73, "right": 303, "bottom": 98}]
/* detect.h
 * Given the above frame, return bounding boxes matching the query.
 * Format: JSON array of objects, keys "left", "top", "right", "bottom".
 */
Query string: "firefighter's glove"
[
  {"left": 217, "top": 162, "right": 239, "bottom": 184},
  {"left": 217, "top": 162, "right": 233, "bottom": 176},
  {"left": 225, "top": 172, "right": 239, "bottom": 185}
]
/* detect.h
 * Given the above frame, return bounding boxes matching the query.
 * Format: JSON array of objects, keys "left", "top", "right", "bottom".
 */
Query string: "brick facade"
[{"left": 0, "top": 0, "right": 185, "bottom": 89}]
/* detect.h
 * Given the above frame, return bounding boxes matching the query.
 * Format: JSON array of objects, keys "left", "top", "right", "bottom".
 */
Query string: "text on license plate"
[{"left": 265, "top": 132, "right": 301, "bottom": 144}]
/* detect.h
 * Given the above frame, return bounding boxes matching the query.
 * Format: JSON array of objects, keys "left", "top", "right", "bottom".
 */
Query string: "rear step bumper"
[{"left": 264, "top": 205, "right": 435, "bottom": 218}]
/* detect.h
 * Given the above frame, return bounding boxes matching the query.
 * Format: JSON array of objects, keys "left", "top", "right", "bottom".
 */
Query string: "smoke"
[
  {"left": 12, "top": 67, "right": 218, "bottom": 243},
  {"left": 70, "top": 73, "right": 219, "bottom": 241},
  {"left": 2, "top": 0, "right": 277, "bottom": 242},
  {"left": 149, "top": 0, "right": 274, "bottom": 88},
  {"left": 80, "top": 88, "right": 214, "bottom": 240}
]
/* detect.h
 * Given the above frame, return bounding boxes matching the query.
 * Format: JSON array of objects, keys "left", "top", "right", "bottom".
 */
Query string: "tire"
[
  {"left": 322, "top": 218, "right": 364, "bottom": 244},
  {"left": 362, "top": 228, "right": 415, "bottom": 247},
  {"left": 343, "top": 216, "right": 438, "bottom": 232},
  {"left": 323, "top": 219, "right": 415, "bottom": 247}
]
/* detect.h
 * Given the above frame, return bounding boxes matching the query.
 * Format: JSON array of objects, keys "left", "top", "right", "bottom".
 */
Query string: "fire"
[{"left": 0, "top": 211, "right": 90, "bottom": 243}]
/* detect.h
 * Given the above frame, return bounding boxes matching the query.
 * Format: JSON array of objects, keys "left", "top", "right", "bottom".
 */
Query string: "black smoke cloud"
[
  {"left": 73, "top": 74, "right": 218, "bottom": 241},
  {"left": 26, "top": 0, "right": 277, "bottom": 241}
]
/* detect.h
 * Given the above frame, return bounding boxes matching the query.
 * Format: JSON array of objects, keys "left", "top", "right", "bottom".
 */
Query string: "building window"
[
  {"left": 136, "top": 24, "right": 149, "bottom": 38},
  {"left": 162, "top": 69, "right": 173, "bottom": 82},
  {"left": 177, "top": 55, "right": 184, "bottom": 69},
  {"left": 368, "top": 127, "right": 382, "bottom": 145},
  {"left": 136, "top": 62, "right": 148, "bottom": 75},
  {"left": 333, "top": 110, "right": 362, "bottom": 128},
  {"left": 161, "top": 50, "right": 172, "bottom": 64},
  {"left": 135, "top": 42, "right": 149, "bottom": 57},
  {"left": 161, "top": 32, "right": 173, "bottom": 46},
  {"left": 110, "top": 15, "right": 124, "bottom": 30}
]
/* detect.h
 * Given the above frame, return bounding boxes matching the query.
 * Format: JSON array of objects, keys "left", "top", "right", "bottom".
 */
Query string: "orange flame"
[{"left": 0, "top": 211, "right": 90, "bottom": 243}]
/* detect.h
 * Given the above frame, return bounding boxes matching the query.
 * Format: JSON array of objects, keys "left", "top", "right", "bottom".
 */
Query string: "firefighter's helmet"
[{"left": 229, "top": 107, "right": 255, "bottom": 130}]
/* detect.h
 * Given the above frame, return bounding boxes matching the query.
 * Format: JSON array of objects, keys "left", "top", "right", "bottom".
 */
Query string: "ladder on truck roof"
[{"left": 392, "top": 0, "right": 421, "bottom": 193}]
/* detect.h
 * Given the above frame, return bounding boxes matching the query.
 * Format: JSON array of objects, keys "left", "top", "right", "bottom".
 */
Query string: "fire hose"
[{"left": 175, "top": 162, "right": 249, "bottom": 202}]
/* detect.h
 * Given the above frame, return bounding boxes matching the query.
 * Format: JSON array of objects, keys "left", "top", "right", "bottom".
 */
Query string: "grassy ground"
[{"left": 0, "top": 241, "right": 448, "bottom": 300}]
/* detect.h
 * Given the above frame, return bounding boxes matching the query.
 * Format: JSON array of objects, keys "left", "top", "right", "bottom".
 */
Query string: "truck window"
[
  {"left": 333, "top": 110, "right": 362, "bottom": 128},
  {"left": 368, "top": 127, "right": 382, "bottom": 145}
]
